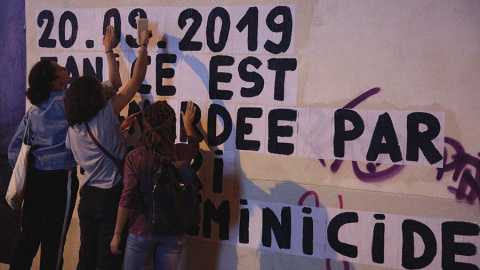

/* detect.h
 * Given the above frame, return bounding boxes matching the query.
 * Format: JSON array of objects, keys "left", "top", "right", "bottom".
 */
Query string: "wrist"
[
  {"left": 105, "top": 50, "right": 113, "bottom": 54},
  {"left": 185, "top": 125, "right": 194, "bottom": 133}
]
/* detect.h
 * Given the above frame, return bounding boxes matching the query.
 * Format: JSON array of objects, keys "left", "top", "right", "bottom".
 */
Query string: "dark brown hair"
[
  {"left": 140, "top": 100, "right": 177, "bottom": 168},
  {"left": 64, "top": 75, "right": 107, "bottom": 126},
  {"left": 26, "top": 60, "right": 56, "bottom": 105}
]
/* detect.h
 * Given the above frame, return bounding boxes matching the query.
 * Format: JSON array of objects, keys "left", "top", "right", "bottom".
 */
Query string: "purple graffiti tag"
[
  {"left": 342, "top": 87, "right": 381, "bottom": 110},
  {"left": 319, "top": 159, "right": 327, "bottom": 167},
  {"left": 448, "top": 169, "right": 480, "bottom": 203},
  {"left": 437, "top": 137, "right": 480, "bottom": 204},
  {"left": 352, "top": 161, "right": 404, "bottom": 183},
  {"left": 297, "top": 191, "right": 320, "bottom": 207},
  {"left": 326, "top": 260, "right": 350, "bottom": 270},
  {"left": 436, "top": 137, "right": 465, "bottom": 180},
  {"left": 317, "top": 89, "right": 480, "bottom": 203}
]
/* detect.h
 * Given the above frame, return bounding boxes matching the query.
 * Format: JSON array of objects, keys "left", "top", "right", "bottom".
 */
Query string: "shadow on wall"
[
  {"left": 124, "top": 34, "right": 353, "bottom": 269},
  {"left": 55, "top": 28, "right": 358, "bottom": 269},
  {"left": 180, "top": 178, "right": 355, "bottom": 270}
]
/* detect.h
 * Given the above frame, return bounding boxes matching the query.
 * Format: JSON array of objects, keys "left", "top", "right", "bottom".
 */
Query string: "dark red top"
[{"left": 119, "top": 136, "right": 200, "bottom": 235}]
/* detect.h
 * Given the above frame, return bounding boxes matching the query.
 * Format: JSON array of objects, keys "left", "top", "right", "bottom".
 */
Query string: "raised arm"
[
  {"left": 111, "top": 29, "right": 151, "bottom": 116},
  {"left": 103, "top": 25, "right": 122, "bottom": 90}
]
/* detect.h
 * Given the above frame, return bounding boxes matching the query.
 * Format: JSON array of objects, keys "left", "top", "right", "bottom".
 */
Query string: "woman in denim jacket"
[
  {"left": 8, "top": 60, "right": 79, "bottom": 270},
  {"left": 8, "top": 26, "right": 123, "bottom": 270}
]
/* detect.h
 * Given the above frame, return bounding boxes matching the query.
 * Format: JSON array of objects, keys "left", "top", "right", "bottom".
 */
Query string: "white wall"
[{"left": 23, "top": 1, "right": 480, "bottom": 269}]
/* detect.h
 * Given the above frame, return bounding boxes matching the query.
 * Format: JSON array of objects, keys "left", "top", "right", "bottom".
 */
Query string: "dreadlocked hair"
[{"left": 140, "top": 100, "right": 177, "bottom": 170}]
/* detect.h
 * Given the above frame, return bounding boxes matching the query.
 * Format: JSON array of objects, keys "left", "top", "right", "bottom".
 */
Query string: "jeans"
[{"left": 123, "top": 232, "right": 185, "bottom": 270}]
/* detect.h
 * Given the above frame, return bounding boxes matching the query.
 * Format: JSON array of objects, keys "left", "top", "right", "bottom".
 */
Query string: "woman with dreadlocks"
[{"left": 110, "top": 100, "right": 199, "bottom": 270}]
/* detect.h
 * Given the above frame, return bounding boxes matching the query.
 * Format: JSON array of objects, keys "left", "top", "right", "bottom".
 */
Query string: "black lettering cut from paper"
[
  {"left": 401, "top": 219, "right": 437, "bottom": 269},
  {"left": 103, "top": 8, "right": 121, "bottom": 48},
  {"left": 178, "top": 8, "right": 203, "bottom": 51},
  {"left": 262, "top": 207, "right": 291, "bottom": 249},
  {"left": 126, "top": 8, "right": 147, "bottom": 48},
  {"left": 59, "top": 11, "right": 78, "bottom": 48},
  {"left": 207, "top": 103, "right": 233, "bottom": 147},
  {"left": 406, "top": 112, "right": 443, "bottom": 164},
  {"left": 203, "top": 199, "right": 230, "bottom": 240},
  {"left": 236, "top": 107, "right": 262, "bottom": 151},
  {"left": 209, "top": 55, "right": 234, "bottom": 100},
  {"left": 334, "top": 109, "right": 365, "bottom": 158},
  {"left": 206, "top": 7, "right": 230, "bottom": 53},
  {"left": 156, "top": 54, "right": 177, "bottom": 96},
  {"left": 327, "top": 212, "right": 359, "bottom": 258},
  {"left": 268, "top": 108, "right": 297, "bottom": 155},
  {"left": 366, "top": 112, "right": 402, "bottom": 163}
]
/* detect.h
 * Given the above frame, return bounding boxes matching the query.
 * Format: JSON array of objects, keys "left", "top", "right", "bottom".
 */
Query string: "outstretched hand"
[
  {"left": 181, "top": 101, "right": 197, "bottom": 127},
  {"left": 103, "top": 25, "right": 115, "bottom": 51},
  {"left": 121, "top": 111, "right": 141, "bottom": 130}
]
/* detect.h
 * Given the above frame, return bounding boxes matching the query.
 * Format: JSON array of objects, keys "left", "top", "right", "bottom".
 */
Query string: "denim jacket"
[{"left": 8, "top": 90, "right": 77, "bottom": 170}]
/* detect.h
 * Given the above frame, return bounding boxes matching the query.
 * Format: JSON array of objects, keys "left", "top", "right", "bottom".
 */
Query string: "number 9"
[{"left": 264, "top": 6, "right": 293, "bottom": 54}]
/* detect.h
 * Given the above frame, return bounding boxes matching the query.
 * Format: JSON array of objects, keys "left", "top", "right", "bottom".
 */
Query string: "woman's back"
[
  {"left": 8, "top": 63, "right": 75, "bottom": 170},
  {"left": 66, "top": 100, "right": 125, "bottom": 188}
]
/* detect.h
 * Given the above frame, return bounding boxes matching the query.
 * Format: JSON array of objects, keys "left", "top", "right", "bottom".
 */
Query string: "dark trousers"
[
  {"left": 77, "top": 182, "right": 125, "bottom": 270},
  {"left": 10, "top": 166, "right": 79, "bottom": 270}
]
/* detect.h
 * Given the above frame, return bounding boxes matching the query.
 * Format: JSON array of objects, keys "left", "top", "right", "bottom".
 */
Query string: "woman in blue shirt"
[
  {"left": 7, "top": 59, "right": 79, "bottom": 270},
  {"left": 64, "top": 27, "right": 151, "bottom": 270}
]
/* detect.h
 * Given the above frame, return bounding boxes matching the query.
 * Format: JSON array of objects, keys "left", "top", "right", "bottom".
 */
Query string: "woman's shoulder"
[
  {"left": 90, "top": 99, "right": 120, "bottom": 128},
  {"left": 125, "top": 147, "right": 150, "bottom": 173},
  {"left": 126, "top": 147, "right": 149, "bottom": 160},
  {"left": 98, "top": 99, "right": 114, "bottom": 115}
]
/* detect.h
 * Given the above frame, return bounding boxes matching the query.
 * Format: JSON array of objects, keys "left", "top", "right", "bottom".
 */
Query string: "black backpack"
[{"left": 143, "top": 161, "right": 202, "bottom": 236}]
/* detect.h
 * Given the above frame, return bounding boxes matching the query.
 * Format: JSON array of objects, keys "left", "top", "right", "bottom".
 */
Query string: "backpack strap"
[
  {"left": 22, "top": 109, "right": 32, "bottom": 144},
  {"left": 85, "top": 123, "right": 124, "bottom": 174}
]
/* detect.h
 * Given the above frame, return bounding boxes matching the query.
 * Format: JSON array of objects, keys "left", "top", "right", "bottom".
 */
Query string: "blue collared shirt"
[
  {"left": 8, "top": 90, "right": 77, "bottom": 170},
  {"left": 66, "top": 100, "right": 125, "bottom": 188}
]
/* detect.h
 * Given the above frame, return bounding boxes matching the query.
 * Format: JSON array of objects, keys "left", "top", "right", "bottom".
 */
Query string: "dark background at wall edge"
[
  {"left": 0, "top": 1, "right": 26, "bottom": 264},
  {"left": 0, "top": 1, "right": 26, "bottom": 197}
]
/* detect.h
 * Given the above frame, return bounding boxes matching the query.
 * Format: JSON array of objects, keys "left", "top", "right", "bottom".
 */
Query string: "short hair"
[
  {"left": 140, "top": 100, "right": 177, "bottom": 168},
  {"left": 26, "top": 60, "right": 56, "bottom": 105},
  {"left": 64, "top": 75, "right": 107, "bottom": 126}
]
